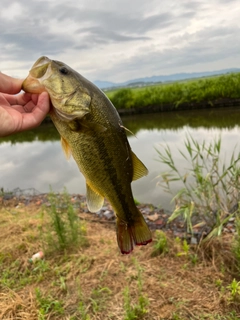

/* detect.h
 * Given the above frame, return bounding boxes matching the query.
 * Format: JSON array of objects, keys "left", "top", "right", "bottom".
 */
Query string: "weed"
[
  {"left": 189, "top": 253, "right": 198, "bottom": 265},
  {"left": 0, "top": 260, "right": 33, "bottom": 289},
  {"left": 89, "top": 286, "right": 112, "bottom": 314},
  {"left": 215, "top": 279, "right": 223, "bottom": 288},
  {"left": 52, "top": 275, "right": 67, "bottom": 292},
  {"left": 32, "top": 259, "right": 51, "bottom": 283},
  {"left": 215, "top": 279, "right": 225, "bottom": 294},
  {"left": 175, "top": 238, "right": 199, "bottom": 265},
  {"left": 227, "top": 279, "right": 240, "bottom": 301},
  {"left": 172, "top": 313, "right": 183, "bottom": 320},
  {"left": 151, "top": 230, "right": 169, "bottom": 256},
  {"left": 123, "top": 286, "right": 149, "bottom": 320},
  {"left": 40, "top": 189, "right": 88, "bottom": 252},
  {"left": 35, "top": 288, "right": 64, "bottom": 318},
  {"left": 123, "top": 258, "right": 149, "bottom": 319},
  {"left": 232, "top": 215, "right": 240, "bottom": 271},
  {"left": 77, "top": 301, "right": 91, "bottom": 320},
  {"left": 156, "top": 135, "right": 240, "bottom": 239},
  {"left": 134, "top": 198, "right": 141, "bottom": 205},
  {"left": 176, "top": 239, "right": 189, "bottom": 257}
]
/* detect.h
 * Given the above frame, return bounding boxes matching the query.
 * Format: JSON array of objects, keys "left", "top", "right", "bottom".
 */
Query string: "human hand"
[{"left": 0, "top": 73, "right": 50, "bottom": 137}]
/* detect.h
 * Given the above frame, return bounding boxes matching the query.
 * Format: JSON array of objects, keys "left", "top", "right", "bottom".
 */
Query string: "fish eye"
[{"left": 59, "top": 67, "right": 68, "bottom": 75}]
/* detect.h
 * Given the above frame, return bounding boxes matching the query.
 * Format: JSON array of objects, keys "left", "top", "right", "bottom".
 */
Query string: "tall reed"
[{"left": 156, "top": 135, "right": 240, "bottom": 238}]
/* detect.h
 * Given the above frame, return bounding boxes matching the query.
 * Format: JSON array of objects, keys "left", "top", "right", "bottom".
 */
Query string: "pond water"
[{"left": 1, "top": 107, "right": 240, "bottom": 211}]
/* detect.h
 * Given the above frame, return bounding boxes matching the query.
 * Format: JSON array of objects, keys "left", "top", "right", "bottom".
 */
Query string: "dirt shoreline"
[{"left": 1, "top": 189, "right": 236, "bottom": 245}]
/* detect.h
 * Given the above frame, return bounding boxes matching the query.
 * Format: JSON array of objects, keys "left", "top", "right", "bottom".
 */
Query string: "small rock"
[
  {"left": 155, "top": 219, "right": 164, "bottom": 225},
  {"left": 191, "top": 237, "right": 198, "bottom": 245},
  {"left": 147, "top": 213, "right": 159, "bottom": 221},
  {"left": 103, "top": 210, "right": 114, "bottom": 220},
  {"left": 142, "top": 207, "right": 151, "bottom": 215}
]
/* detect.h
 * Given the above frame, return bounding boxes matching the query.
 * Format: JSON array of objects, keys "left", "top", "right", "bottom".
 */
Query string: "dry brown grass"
[{"left": 0, "top": 202, "right": 240, "bottom": 320}]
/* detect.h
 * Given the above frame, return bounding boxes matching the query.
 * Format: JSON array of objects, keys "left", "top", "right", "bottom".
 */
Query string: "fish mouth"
[
  {"left": 29, "top": 56, "right": 51, "bottom": 79},
  {"left": 22, "top": 56, "right": 52, "bottom": 93}
]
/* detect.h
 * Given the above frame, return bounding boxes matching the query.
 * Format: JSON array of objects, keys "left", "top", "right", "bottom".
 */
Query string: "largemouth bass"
[{"left": 22, "top": 56, "right": 152, "bottom": 254}]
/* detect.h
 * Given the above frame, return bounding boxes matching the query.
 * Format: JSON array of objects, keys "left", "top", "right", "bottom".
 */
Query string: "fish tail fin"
[{"left": 116, "top": 210, "right": 152, "bottom": 254}]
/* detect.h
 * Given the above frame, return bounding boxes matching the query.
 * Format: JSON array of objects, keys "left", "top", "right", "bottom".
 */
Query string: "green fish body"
[{"left": 22, "top": 56, "right": 152, "bottom": 254}]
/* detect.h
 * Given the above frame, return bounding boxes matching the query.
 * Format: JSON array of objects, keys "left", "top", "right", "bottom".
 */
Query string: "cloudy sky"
[{"left": 1, "top": 0, "right": 240, "bottom": 83}]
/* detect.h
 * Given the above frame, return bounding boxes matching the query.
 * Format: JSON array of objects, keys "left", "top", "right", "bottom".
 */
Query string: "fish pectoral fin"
[
  {"left": 80, "top": 118, "right": 107, "bottom": 133},
  {"left": 68, "top": 117, "right": 107, "bottom": 133},
  {"left": 131, "top": 151, "right": 148, "bottom": 181},
  {"left": 86, "top": 183, "right": 104, "bottom": 213},
  {"left": 61, "top": 137, "right": 72, "bottom": 159}
]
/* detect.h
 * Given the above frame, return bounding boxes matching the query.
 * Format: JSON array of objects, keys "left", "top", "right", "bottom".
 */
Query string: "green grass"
[
  {"left": 123, "top": 258, "right": 149, "bottom": 319},
  {"left": 106, "top": 73, "right": 240, "bottom": 110},
  {"left": 35, "top": 288, "right": 64, "bottom": 319},
  {"left": 151, "top": 230, "right": 169, "bottom": 257},
  {"left": 156, "top": 134, "right": 240, "bottom": 238},
  {"left": 39, "top": 189, "right": 88, "bottom": 252}
]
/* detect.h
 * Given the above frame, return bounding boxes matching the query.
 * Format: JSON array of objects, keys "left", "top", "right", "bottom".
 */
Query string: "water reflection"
[{"left": 1, "top": 108, "right": 240, "bottom": 211}]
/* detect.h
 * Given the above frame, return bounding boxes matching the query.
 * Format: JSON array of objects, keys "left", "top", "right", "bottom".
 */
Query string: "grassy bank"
[
  {"left": 106, "top": 73, "right": 240, "bottom": 113},
  {"left": 1, "top": 193, "right": 240, "bottom": 319}
]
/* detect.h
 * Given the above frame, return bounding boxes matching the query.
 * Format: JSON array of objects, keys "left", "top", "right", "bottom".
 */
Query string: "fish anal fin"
[
  {"left": 131, "top": 151, "right": 148, "bottom": 181},
  {"left": 86, "top": 183, "right": 104, "bottom": 213},
  {"left": 61, "top": 137, "right": 71, "bottom": 159},
  {"left": 116, "top": 219, "right": 134, "bottom": 254},
  {"left": 116, "top": 211, "right": 152, "bottom": 254}
]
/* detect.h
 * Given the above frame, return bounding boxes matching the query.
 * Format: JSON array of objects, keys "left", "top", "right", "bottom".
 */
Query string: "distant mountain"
[
  {"left": 94, "top": 68, "right": 240, "bottom": 89},
  {"left": 93, "top": 80, "right": 116, "bottom": 89}
]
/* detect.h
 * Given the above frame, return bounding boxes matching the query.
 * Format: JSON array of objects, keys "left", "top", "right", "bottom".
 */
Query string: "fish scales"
[{"left": 51, "top": 105, "right": 135, "bottom": 218}]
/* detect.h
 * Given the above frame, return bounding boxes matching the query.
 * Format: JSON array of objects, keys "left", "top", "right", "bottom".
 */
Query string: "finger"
[
  {"left": 2, "top": 92, "right": 32, "bottom": 106},
  {"left": 0, "top": 73, "right": 23, "bottom": 94},
  {"left": 21, "top": 92, "right": 50, "bottom": 130}
]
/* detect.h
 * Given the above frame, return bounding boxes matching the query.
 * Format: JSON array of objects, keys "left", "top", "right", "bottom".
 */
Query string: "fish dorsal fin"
[
  {"left": 86, "top": 183, "right": 104, "bottom": 213},
  {"left": 61, "top": 137, "right": 72, "bottom": 159},
  {"left": 131, "top": 151, "right": 148, "bottom": 181}
]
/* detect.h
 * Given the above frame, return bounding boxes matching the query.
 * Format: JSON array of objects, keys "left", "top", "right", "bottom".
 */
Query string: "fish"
[{"left": 22, "top": 56, "right": 152, "bottom": 254}]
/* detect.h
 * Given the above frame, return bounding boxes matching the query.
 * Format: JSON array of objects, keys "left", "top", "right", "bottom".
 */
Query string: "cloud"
[{"left": 0, "top": 0, "right": 240, "bottom": 81}]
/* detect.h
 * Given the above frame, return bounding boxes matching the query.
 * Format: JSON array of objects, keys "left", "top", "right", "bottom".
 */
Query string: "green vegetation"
[
  {"left": 232, "top": 217, "right": 240, "bottom": 271},
  {"left": 40, "top": 189, "right": 88, "bottom": 252},
  {"left": 156, "top": 135, "right": 240, "bottom": 238},
  {"left": 151, "top": 230, "right": 169, "bottom": 256},
  {"left": 123, "top": 258, "right": 149, "bottom": 320},
  {"left": 227, "top": 279, "right": 240, "bottom": 302},
  {"left": 107, "top": 73, "right": 240, "bottom": 110},
  {"left": 35, "top": 288, "right": 64, "bottom": 319}
]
